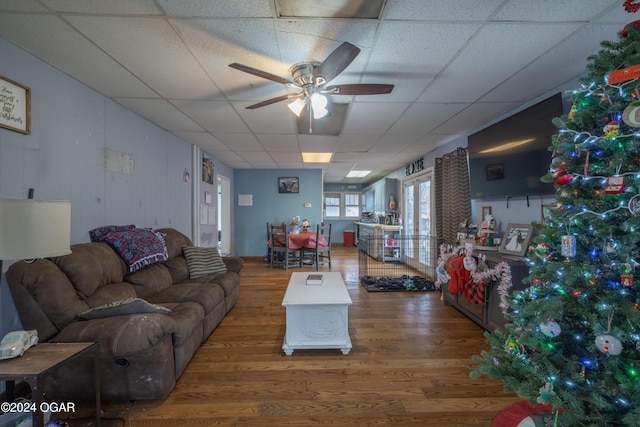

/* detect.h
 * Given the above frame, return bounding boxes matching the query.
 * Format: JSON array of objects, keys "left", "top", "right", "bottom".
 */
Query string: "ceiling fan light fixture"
[
  {"left": 310, "top": 93, "right": 329, "bottom": 119},
  {"left": 287, "top": 97, "right": 306, "bottom": 117}
]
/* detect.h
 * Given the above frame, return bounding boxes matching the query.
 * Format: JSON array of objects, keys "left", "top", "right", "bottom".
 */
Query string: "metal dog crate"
[{"left": 358, "top": 234, "right": 441, "bottom": 289}]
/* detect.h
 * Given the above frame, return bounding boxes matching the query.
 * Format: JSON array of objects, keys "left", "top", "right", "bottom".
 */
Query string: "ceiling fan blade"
[
  {"left": 229, "top": 63, "right": 293, "bottom": 86},
  {"left": 246, "top": 93, "right": 300, "bottom": 109},
  {"left": 313, "top": 42, "right": 361, "bottom": 86},
  {"left": 325, "top": 84, "right": 394, "bottom": 95}
]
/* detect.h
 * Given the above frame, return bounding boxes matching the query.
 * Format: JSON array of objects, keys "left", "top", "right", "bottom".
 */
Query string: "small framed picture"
[
  {"left": 541, "top": 203, "right": 556, "bottom": 225},
  {"left": 482, "top": 206, "right": 492, "bottom": 220},
  {"left": 278, "top": 177, "right": 299, "bottom": 193},
  {"left": 486, "top": 164, "right": 504, "bottom": 181},
  {"left": 498, "top": 223, "right": 534, "bottom": 257}
]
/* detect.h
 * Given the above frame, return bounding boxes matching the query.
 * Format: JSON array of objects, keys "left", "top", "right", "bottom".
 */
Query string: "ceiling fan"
[{"left": 229, "top": 42, "right": 394, "bottom": 119}]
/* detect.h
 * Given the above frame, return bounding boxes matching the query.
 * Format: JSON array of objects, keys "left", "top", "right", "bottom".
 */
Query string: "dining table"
[{"left": 271, "top": 231, "right": 328, "bottom": 250}]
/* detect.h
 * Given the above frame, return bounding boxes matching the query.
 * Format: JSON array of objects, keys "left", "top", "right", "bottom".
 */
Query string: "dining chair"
[
  {"left": 270, "top": 223, "right": 301, "bottom": 270},
  {"left": 303, "top": 224, "right": 332, "bottom": 270}
]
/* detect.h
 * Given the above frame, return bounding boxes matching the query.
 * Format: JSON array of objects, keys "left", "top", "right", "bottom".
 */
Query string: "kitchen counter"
[
  {"left": 355, "top": 223, "right": 403, "bottom": 262},
  {"left": 354, "top": 222, "right": 403, "bottom": 230}
]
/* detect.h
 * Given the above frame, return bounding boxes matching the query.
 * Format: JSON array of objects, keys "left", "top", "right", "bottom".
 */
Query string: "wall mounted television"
[{"left": 468, "top": 93, "right": 564, "bottom": 199}]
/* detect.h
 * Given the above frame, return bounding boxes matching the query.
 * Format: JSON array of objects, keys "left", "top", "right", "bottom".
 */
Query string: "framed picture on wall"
[
  {"left": 498, "top": 223, "right": 533, "bottom": 257},
  {"left": 486, "top": 163, "right": 504, "bottom": 181},
  {"left": 0, "top": 74, "right": 31, "bottom": 134},
  {"left": 202, "top": 154, "right": 214, "bottom": 184},
  {"left": 278, "top": 177, "right": 299, "bottom": 193}
]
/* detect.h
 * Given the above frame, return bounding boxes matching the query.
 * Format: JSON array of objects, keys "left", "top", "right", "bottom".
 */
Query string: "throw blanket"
[{"left": 89, "top": 225, "right": 168, "bottom": 273}]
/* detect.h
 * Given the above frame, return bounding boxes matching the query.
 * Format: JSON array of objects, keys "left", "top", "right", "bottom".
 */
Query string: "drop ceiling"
[{"left": 0, "top": 0, "right": 633, "bottom": 183}]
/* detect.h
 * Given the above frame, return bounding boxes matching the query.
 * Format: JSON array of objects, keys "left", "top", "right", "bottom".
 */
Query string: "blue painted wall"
[{"left": 234, "top": 169, "right": 323, "bottom": 256}]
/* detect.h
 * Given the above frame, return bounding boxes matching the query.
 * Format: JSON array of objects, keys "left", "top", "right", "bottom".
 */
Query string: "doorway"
[
  {"left": 402, "top": 170, "right": 435, "bottom": 275},
  {"left": 217, "top": 174, "right": 231, "bottom": 255}
]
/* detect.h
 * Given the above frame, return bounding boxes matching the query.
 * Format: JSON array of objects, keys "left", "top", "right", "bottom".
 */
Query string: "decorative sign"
[
  {"left": 629, "top": 194, "right": 640, "bottom": 215},
  {"left": 405, "top": 157, "right": 424, "bottom": 176},
  {"left": 623, "top": 101, "right": 640, "bottom": 127},
  {"left": 608, "top": 64, "right": 640, "bottom": 84},
  {"left": 0, "top": 75, "right": 30, "bottom": 134}
]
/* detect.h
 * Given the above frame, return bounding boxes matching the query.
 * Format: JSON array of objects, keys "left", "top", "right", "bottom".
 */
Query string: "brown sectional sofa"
[{"left": 5, "top": 228, "right": 243, "bottom": 401}]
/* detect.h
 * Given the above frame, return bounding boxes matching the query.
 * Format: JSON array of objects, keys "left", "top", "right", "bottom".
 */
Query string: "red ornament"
[
  {"left": 622, "top": 20, "right": 640, "bottom": 37},
  {"left": 624, "top": 2, "right": 640, "bottom": 14},
  {"left": 604, "top": 176, "right": 625, "bottom": 194},
  {"left": 621, "top": 273, "right": 633, "bottom": 287},
  {"left": 553, "top": 168, "right": 573, "bottom": 185}
]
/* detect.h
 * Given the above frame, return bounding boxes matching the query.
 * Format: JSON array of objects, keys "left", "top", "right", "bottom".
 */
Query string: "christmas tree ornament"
[
  {"left": 539, "top": 320, "right": 561, "bottom": 337},
  {"left": 504, "top": 336, "right": 522, "bottom": 355},
  {"left": 621, "top": 273, "right": 633, "bottom": 287},
  {"left": 537, "top": 382, "right": 556, "bottom": 404},
  {"left": 623, "top": 1, "right": 640, "bottom": 14},
  {"left": 629, "top": 194, "right": 640, "bottom": 215},
  {"left": 604, "top": 176, "right": 625, "bottom": 194},
  {"left": 595, "top": 334, "right": 623, "bottom": 355},
  {"left": 603, "top": 120, "right": 620, "bottom": 138},
  {"left": 561, "top": 235, "right": 577, "bottom": 257},
  {"left": 568, "top": 104, "right": 579, "bottom": 118},
  {"left": 623, "top": 101, "right": 640, "bottom": 127},
  {"left": 552, "top": 168, "right": 573, "bottom": 185}
]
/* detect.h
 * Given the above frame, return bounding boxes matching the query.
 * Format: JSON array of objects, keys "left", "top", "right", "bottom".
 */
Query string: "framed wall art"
[
  {"left": 202, "top": 154, "right": 214, "bottom": 184},
  {"left": 541, "top": 202, "right": 556, "bottom": 225},
  {"left": 278, "top": 177, "right": 299, "bottom": 193},
  {"left": 0, "top": 74, "right": 31, "bottom": 134},
  {"left": 498, "top": 223, "right": 533, "bottom": 257}
]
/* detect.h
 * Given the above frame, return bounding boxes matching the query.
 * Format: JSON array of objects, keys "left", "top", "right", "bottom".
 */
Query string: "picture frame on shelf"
[
  {"left": 278, "top": 177, "right": 299, "bottom": 193},
  {"left": 481, "top": 206, "right": 492, "bottom": 220},
  {"left": 498, "top": 223, "right": 533, "bottom": 257}
]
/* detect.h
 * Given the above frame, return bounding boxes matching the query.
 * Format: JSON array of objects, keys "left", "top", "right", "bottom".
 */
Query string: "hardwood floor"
[{"left": 66, "top": 246, "right": 519, "bottom": 427}]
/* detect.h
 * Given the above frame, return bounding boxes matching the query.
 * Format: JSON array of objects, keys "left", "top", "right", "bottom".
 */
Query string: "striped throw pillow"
[{"left": 182, "top": 246, "right": 227, "bottom": 278}]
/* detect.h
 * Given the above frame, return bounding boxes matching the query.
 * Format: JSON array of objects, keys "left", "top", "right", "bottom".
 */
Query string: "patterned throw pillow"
[
  {"left": 182, "top": 246, "right": 227, "bottom": 278},
  {"left": 77, "top": 298, "right": 171, "bottom": 320}
]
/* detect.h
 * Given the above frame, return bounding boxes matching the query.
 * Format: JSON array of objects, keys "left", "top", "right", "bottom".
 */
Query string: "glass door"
[{"left": 402, "top": 171, "right": 434, "bottom": 276}]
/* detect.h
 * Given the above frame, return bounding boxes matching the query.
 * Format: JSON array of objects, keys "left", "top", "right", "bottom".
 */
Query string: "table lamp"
[{"left": 0, "top": 198, "right": 72, "bottom": 272}]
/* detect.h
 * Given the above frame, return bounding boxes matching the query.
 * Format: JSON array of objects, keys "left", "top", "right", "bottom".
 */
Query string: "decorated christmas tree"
[{"left": 471, "top": 22, "right": 640, "bottom": 426}]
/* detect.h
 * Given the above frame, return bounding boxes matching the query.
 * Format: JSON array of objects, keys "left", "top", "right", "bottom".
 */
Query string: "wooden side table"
[{"left": 0, "top": 342, "right": 100, "bottom": 427}]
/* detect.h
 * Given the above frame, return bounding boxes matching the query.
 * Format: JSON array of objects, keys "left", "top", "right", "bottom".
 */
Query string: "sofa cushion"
[
  {"left": 84, "top": 282, "right": 137, "bottom": 308},
  {"left": 126, "top": 263, "right": 173, "bottom": 300},
  {"left": 52, "top": 242, "right": 127, "bottom": 299},
  {"left": 159, "top": 302, "right": 205, "bottom": 346},
  {"left": 148, "top": 282, "right": 225, "bottom": 314},
  {"left": 157, "top": 228, "right": 192, "bottom": 259},
  {"left": 77, "top": 298, "right": 171, "bottom": 320},
  {"left": 183, "top": 246, "right": 227, "bottom": 278},
  {"left": 163, "top": 256, "right": 190, "bottom": 284}
]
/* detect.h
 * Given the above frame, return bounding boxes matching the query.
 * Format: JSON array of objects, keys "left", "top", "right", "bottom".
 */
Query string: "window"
[
  {"left": 324, "top": 192, "right": 360, "bottom": 219},
  {"left": 344, "top": 193, "right": 360, "bottom": 217}
]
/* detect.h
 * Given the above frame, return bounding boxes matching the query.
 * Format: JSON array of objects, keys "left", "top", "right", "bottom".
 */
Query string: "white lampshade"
[
  {"left": 310, "top": 93, "right": 328, "bottom": 119},
  {"left": 287, "top": 97, "right": 306, "bottom": 117},
  {"left": 0, "top": 198, "right": 71, "bottom": 260}
]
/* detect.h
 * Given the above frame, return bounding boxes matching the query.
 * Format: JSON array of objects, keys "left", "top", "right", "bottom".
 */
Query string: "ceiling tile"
[
  {"left": 157, "top": 0, "right": 273, "bottom": 17},
  {"left": 43, "top": 0, "right": 162, "bottom": 14},
  {"left": 172, "top": 100, "right": 251, "bottom": 133},
  {"left": 113, "top": 98, "right": 203, "bottom": 132},
  {"left": 341, "top": 102, "right": 405, "bottom": 134},
  {"left": 66, "top": 15, "right": 221, "bottom": 99}
]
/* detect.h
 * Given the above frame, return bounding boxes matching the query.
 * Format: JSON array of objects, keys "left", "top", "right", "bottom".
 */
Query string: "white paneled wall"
[{"left": 0, "top": 37, "right": 194, "bottom": 337}]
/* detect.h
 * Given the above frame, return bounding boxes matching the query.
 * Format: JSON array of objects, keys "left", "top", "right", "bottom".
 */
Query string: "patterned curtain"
[{"left": 435, "top": 147, "right": 471, "bottom": 245}]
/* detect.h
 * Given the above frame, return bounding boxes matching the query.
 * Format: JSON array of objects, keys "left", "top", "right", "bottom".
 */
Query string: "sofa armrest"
[
  {"left": 222, "top": 257, "right": 244, "bottom": 274},
  {"left": 53, "top": 314, "right": 177, "bottom": 354}
]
